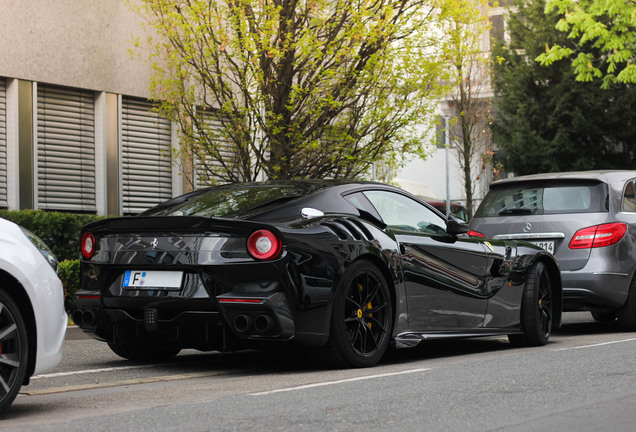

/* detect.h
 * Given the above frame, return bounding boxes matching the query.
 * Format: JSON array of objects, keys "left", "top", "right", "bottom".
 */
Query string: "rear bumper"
[
  {"left": 73, "top": 290, "right": 297, "bottom": 351},
  {"left": 561, "top": 270, "right": 631, "bottom": 311}
]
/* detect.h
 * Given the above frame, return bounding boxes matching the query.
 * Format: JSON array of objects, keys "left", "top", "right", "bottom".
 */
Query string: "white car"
[{"left": 0, "top": 217, "right": 66, "bottom": 413}]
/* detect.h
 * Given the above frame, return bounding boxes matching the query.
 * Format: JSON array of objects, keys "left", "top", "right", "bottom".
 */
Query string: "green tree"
[
  {"left": 536, "top": 0, "right": 636, "bottom": 88},
  {"left": 134, "top": 0, "right": 460, "bottom": 183},
  {"left": 492, "top": 0, "right": 636, "bottom": 175},
  {"left": 437, "top": 0, "right": 492, "bottom": 217}
]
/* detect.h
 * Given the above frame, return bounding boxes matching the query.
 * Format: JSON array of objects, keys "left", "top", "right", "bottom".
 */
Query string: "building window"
[
  {"left": 120, "top": 96, "right": 172, "bottom": 214},
  {"left": 36, "top": 84, "right": 96, "bottom": 212},
  {"left": 490, "top": 14, "right": 505, "bottom": 43},
  {"left": 193, "top": 108, "right": 237, "bottom": 188}
]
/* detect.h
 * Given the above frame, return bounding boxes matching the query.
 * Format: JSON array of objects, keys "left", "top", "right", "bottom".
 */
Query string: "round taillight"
[
  {"left": 247, "top": 230, "right": 281, "bottom": 260},
  {"left": 81, "top": 232, "right": 96, "bottom": 259}
]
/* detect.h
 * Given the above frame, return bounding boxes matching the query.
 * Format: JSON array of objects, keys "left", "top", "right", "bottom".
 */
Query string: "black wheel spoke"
[
  {"left": 365, "top": 315, "right": 387, "bottom": 334},
  {"left": 360, "top": 324, "right": 369, "bottom": 353},
  {"left": 363, "top": 281, "right": 381, "bottom": 305},
  {"left": 357, "top": 275, "right": 366, "bottom": 304},
  {"left": 368, "top": 302, "right": 387, "bottom": 315},
  {"left": 345, "top": 296, "right": 360, "bottom": 309},
  {"left": 360, "top": 324, "right": 379, "bottom": 351},
  {"left": 540, "top": 305, "right": 552, "bottom": 325},
  {"left": 351, "top": 321, "right": 364, "bottom": 349}
]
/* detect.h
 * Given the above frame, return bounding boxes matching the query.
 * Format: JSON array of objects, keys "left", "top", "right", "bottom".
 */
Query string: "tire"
[
  {"left": 0, "top": 289, "right": 29, "bottom": 414},
  {"left": 617, "top": 277, "right": 636, "bottom": 331},
  {"left": 591, "top": 311, "right": 617, "bottom": 323},
  {"left": 107, "top": 342, "right": 180, "bottom": 362},
  {"left": 320, "top": 260, "right": 392, "bottom": 368},
  {"left": 508, "top": 261, "right": 553, "bottom": 347}
]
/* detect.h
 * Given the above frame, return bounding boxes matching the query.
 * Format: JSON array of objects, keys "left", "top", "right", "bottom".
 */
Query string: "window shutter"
[
  {"left": 121, "top": 97, "right": 172, "bottom": 214},
  {"left": 193, "top": 109, "right": 237, "bottom": 188},
  {"left": 37, "top": 84, "right": 96, "bottom": 212},
  {"left": 0, "top": 78, "right": 6, "bottom": 208}
]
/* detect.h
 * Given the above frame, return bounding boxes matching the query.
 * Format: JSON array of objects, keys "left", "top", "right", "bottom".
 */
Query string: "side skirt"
[{"left": 394, "top": 329, "right": 523, "bottom": 348}]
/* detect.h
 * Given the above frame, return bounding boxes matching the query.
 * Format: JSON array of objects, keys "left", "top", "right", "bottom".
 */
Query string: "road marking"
[
  {"left": 31, "top": 364, "right": 161, "bottom": 380},
  {"left": 22, "top": 370, "right": 236, "bottom": 396},
  {"left": 250, "top": 368, "right": 431, "bottom": 396},
  {"left": 551, "top": 337, "right": 636, "bottom": 352}
]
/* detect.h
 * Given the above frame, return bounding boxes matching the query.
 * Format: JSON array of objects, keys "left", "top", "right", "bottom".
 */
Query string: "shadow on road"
[{"left": 58, "top": 311, "right": 629, "bottom": 377}]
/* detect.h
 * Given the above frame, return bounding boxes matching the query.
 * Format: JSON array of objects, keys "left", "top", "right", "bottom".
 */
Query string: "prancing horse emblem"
[{"left": 151, "top": 238, "right": 158, "bottom": 249}]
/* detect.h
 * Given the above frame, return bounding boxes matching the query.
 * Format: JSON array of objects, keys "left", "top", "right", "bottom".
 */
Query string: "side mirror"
[{"left": 446, "top": 213, "right": 470, "bottom": 235}]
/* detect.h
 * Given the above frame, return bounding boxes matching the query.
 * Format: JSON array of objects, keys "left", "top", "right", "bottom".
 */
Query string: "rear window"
[
  {"left": 144, "top": 184, "right": 310, "bottom": 218},
  {"left": 474, "top": 181, "right": 608, "bottom": 217}
]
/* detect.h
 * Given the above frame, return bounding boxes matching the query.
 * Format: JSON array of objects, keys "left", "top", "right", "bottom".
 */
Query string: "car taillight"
[
  {"left": 467, "top": 230, "right": 485, "bottom": 237},
  {"left": 247, "top": 230, "right": 281, "bottom": 260},
  {"left": 81, "top": 232, "right": 96, "bottom": 259},
  {"left": 569, "top": 223, "right": 627, "bottom": 249}
]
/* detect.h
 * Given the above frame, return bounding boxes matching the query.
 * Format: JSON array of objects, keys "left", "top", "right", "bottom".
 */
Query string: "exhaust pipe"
[
  {"left": 233, "top": 315, "right": 253, "bottom": 333},
  {"left": 73, "top": 310, "right": 96, "bottom": 327},
  {"left": 72, "top": 310, "right": 83, "bottom": 326},
  {"left": 254, "top": 315, "right": 274, "bottom": 333},
  {"left": 82, "top": 310, "right": 96, "bottom": 327}
]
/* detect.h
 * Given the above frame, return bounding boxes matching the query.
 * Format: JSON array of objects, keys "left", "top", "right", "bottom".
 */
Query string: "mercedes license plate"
[
  {"left": 528, "top": 240, "right": 555, "bottom": 254},
  {"left": 123, "top": 270, "right": 183, "bottom": 289}
]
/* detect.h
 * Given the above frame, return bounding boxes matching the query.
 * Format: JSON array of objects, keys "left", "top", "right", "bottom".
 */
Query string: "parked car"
[
  {"left": 74, "top": 180, "right": 561, "bottom": 368},
  {"left": 0, "top": 218, "right": 66, "bottom": 413},
  {"left": 470, "top": 170, "right": 636, "bottom": 329},
  {"left": 425, "top": 199, "right": 469, "bottom": 222}
]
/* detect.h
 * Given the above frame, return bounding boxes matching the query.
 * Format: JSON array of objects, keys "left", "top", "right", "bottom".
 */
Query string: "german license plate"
[
  {"left": 528, "top": 240, "right": 555, "bottom": 254},
  {"left": 122, "top": 270, "right": 183, "bottom": 289}
]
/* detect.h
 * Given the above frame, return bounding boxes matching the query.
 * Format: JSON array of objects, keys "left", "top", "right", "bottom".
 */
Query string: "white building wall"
[{"left": 0, "top": 0, "right": 154, "bottom": 98}]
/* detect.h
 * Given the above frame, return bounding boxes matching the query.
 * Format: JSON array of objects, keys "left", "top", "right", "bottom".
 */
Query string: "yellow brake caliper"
[{"left": 357, "top": 283, "right": 373, "bottom": 329}]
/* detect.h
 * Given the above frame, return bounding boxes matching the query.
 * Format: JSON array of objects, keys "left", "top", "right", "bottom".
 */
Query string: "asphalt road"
[{"left": 3, "top": 312, "right": 635, "bottom": 431}]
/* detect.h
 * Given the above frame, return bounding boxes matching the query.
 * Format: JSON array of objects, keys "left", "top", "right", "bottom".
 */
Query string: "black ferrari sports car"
[{"left": 73, "top": 180, "right": 562, "bottom": 367}]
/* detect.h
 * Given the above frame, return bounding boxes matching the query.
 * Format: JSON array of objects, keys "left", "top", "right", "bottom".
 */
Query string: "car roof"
[
  {"left": 490, "top": 170, "right": 636, "bottom": 187},
  {"left": 141, "top": 179, "right": 426, "bottom": 222}
]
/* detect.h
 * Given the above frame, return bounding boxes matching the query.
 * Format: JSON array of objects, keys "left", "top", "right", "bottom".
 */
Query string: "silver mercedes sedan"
[{"left": 470, "top": 170, "right": 636, "bottom": 330}]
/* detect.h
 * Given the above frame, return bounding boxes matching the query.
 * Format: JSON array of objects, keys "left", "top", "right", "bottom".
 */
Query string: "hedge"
[
  {"left": 58, "top": 259, "right": 80, "bottom": 313},
  {"left": 1, "top": 209, "right": 104, "bottom": 316},
  {"left": 0, "top": 209, "right": 103, "bottom": 262}
]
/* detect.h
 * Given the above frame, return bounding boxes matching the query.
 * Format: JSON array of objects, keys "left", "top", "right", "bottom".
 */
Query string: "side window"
[
  {"left": 622, "top": 180, "right": 636, "bottom": 213},
  {"left": 363, "top": 190, "right": 447, "bottom": 234},
  {"left": 346, "top": 192, "right": 382, "bottom": 220}
]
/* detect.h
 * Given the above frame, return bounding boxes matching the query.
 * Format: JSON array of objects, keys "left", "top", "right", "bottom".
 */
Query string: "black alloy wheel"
[
  {"left": 618, "top": 277, "right": 636, "bottom": 331},
  {"left": 321, "top": 260, "right": 392, "bottom": 368},
  {"left": 509, "top": 261, "right": 553, "bottom": 347},
  {"left": 0, "top": 289, "right": 29, "bottom": 414}
]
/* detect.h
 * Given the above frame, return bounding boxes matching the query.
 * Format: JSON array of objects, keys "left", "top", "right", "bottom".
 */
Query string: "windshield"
[
  {"left": 474, "top": 180, "right": 608, "bottom": 217},
  {"left": 144, "top": 184, "right": 309, "bottom": 218}
]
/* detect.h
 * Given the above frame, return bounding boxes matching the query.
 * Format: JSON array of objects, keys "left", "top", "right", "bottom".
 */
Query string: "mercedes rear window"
[{"left": 474, "top": 181, "right": 608, "bottom": 217}]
